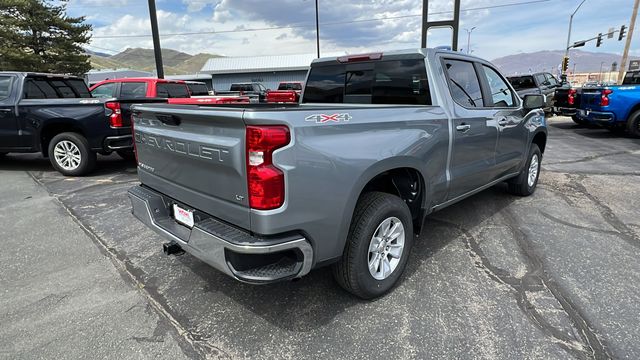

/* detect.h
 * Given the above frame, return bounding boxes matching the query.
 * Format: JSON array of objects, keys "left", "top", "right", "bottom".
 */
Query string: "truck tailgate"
[{"left": 132, "top": 105, "right": 250, "bottom": 230}]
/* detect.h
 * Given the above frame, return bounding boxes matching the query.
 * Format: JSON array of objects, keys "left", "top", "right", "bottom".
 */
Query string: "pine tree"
[{"left": 0, "top": 0, "right": 92, "bottom": 76}]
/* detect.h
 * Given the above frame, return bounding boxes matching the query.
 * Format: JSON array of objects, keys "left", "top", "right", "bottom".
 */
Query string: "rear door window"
[
  {"left": 303, "top": 59, "right": 431, "bottom": 105},
  {"left": 120, "top": 82, "right": 148, "bottom": 98},
  {"left": 443, "top": 59, "right": 484, "bottom": 107},
  {"left": 91, "top": 83, "right": 118, "bottom": 98}
]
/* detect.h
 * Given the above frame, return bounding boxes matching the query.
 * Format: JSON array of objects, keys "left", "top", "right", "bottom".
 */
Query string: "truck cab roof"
[{"left": 0, "top": 71, "right": 84, "bottom": 80}]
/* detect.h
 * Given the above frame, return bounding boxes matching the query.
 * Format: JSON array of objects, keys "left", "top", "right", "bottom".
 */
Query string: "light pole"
[
  {"left": 563, "top": 0, "right": 588, "bottom": 78},
  {"left": 465, "top": 27, "right": 476, "bottom": 54},
  {"left": 315, "top": 0, "right": 320, "bottom": 58},
  {"left": 599, "top": 61, "right": 605, "bottom": 82}
]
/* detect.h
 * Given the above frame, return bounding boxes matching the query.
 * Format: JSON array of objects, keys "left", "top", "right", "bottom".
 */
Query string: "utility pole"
[
  {"left": 599, "top": 61, "right": 605, "bottom": 82},
  {"left": 421, "top": 0, "right": 460, "bottom": 50},
  {"left": 618, "top": 0, "right": 639, "bottom": 83},
  {"left": 148, "top": 0, "right": 164, "bottom": 78},
  {"left": 563, "top": 0, "right": 587, "bottom": 81},
  {"left": 421, "top": 0, "right": 429, "bottom": 48},
  {"left": 315, "top": 0, "right": 320, "bottom": 58},
  {"left": 465, "top": 27, "right": 476, "bottom": 54}
]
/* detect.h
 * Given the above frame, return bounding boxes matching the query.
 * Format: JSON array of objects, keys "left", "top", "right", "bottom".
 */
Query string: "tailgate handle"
[{"left": 156, "top": 114, "right": 181, "bottom": 126}]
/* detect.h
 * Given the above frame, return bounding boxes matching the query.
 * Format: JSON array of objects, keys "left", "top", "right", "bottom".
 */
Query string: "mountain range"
[
  {"left": 87, "top": 48, "right": 633, "bottom": 76},
  {"left": 86, "top": 48, "right": 221, "bottom": 75},
  {"left": 491, "top": 49, "right": 636, "bottom": 75}
]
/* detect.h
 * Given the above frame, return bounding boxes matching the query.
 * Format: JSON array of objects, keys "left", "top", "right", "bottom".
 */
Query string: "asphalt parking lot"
[{"left": 1, "top": 116, "right": 639, "bottom": 360}]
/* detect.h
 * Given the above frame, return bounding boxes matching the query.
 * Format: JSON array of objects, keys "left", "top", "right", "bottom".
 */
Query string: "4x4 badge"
[{"left": 305, "top": 113, "right": 352, "bottom": 124}]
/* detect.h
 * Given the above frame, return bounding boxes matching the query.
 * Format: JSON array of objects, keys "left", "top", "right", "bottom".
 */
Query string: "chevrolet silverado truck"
[
  {"left": 576, "top": 71, "right": 640, "bottom": 137},
  {"left": 0, "top": 72, "right": 164, "bottom": 175},
  {"left": 127, "top": 49, "right": 547, "bottom": 299}
]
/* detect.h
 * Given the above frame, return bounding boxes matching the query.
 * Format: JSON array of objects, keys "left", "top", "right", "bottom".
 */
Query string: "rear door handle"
[
  {"left": 456, "top": 124, "right": 471, "bottom": 132},
  {"left": 0, "top": 109, "right": 12, "bottom": 113}
]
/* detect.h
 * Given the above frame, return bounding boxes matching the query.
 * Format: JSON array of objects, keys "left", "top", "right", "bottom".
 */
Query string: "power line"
[{"left": 91, "top": 0, "right": 552, "bottom": 39}]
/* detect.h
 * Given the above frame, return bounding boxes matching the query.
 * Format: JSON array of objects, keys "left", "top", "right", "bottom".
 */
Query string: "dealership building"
[{"left": 200, "top": 53, "right": 340, "bottom": 92}]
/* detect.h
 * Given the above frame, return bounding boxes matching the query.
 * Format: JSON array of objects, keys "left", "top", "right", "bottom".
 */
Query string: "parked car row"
[{"left": 550, "top": 70, "right": 640, "bottom": 138}]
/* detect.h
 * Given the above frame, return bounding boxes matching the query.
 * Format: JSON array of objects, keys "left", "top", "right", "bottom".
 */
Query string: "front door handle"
[
  {"left": 456, "top": 124, "right": 471, "bottom": 132},
  {"left": 0, "top": 109, "right": 12, "bottom": 113},
  {"left": 498, "top": 118, "right": 509, "bottom": 126}
]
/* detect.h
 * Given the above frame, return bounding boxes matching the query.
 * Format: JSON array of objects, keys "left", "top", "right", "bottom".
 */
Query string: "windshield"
[{"left": 507, "top": 76, "right": 537, "bottom": 90}]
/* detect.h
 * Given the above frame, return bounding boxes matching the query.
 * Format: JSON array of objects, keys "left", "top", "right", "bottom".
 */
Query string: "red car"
[
  {"left": 266, "top": 81, "right": 303, "bottom": 103},
  {"left": 90, "top": 78, "right": 191, "bottom": 99}
]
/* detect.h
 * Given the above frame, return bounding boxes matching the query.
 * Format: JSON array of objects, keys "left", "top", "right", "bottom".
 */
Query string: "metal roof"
[{"left": 200, "top": 53, "right": 343, "bottom": 74}]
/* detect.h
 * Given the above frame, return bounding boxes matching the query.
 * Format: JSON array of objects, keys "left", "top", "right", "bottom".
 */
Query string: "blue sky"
[{"left": 65, "top": 0, "right": 639, "bottom": 61}]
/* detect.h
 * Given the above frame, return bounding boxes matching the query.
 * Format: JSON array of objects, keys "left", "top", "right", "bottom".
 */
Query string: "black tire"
[
  {"left": 626, "top": 110, "right": 640, "bottom": 138},
  {"left": 116, "top": 149, "right": 136, "bottom": 162},
  {"left": 47, "top": 132, "right": 96, "bottom": 176},
  {"left": 332, "top": 192, "right": 414, "bottom": 299},
  {"left": 572, "top": 115, "right": 586, "bottom": 125},
  {"left": 507, "top": 144, "right": 542, "bottom": 197}
]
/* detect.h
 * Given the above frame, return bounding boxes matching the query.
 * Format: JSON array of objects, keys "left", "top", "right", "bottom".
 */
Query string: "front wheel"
[
  {"left": 48, "top": 132, "right": 96, "bottom": 176},
  {"left": 332, "top": 192, "right": 414, "bottom": 299},
  {"left": 507, "top": 144, "right": 541, "bottom": 197}
]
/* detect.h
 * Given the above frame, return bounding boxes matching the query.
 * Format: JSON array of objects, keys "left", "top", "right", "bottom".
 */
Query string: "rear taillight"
[
  {"left": 568, "top": 89, "right": 577, "bottom": 105},
  {"left": 600, "top": 89, "right": 613, "bottom": 106},
  {"left": 105, "top": 101, "right": 123, "bottom": 127},
  {"left": 246, "top": 125, "right": 290, "bottom": 210}
]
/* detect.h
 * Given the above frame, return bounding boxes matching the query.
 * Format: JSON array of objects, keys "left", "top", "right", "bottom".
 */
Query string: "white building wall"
[{"left": 211, "top": 71, "right": 308, "bottom": 91}]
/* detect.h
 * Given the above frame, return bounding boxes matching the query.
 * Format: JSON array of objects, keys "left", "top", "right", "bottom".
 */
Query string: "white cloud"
[{"left": 84, "top": 0, "right": 639, "bottom": 63}]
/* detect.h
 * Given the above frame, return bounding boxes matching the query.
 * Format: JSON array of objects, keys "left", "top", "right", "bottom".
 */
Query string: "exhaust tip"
[{"left": 163, "top": 241, "right": 184, "bottom": 256}]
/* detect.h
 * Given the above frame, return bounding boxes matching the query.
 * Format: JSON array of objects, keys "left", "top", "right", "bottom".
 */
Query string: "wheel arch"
[
  {"left": 335, "top": 157, "right": 428, "bottom": 259},
  {"left": 40, "top": 119, "right": 87, "bottom": 157}
]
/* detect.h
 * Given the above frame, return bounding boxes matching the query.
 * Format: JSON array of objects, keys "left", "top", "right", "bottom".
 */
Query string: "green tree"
[{"left": 0, "top": 0, "right": 92, "bottom": 75}]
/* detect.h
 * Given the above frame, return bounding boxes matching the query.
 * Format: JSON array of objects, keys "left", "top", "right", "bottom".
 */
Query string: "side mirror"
[{"left": 523, "top": 94, "right": 545, "bottom": 111}]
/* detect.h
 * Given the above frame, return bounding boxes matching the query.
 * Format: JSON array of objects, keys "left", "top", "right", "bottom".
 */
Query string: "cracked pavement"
[{"left": 0, "top": 116, "right": 638, "bottom": 359}]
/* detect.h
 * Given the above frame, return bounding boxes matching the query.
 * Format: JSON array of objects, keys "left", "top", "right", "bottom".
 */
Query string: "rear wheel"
[
  {"left": 626, "top": 110, "right": 640, "bottom": 138},
  {"left": 48, "top": 132, "right": 96, "bottom": 176},
  {"left": 507, "top": 144, "right": 541, "bottom": 197},
  {"left": 332, "top": 192, "right": 414, "bottom": 299}
]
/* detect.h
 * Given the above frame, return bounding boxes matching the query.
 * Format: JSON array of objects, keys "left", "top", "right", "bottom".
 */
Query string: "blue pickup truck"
[{"left": 576, "top": 71, "right": 640, "bottom": 137}]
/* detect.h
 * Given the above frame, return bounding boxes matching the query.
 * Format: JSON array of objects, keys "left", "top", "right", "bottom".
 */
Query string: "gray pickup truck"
[{"left": 128, "top": 49, "right": 547, "bottom": 299}]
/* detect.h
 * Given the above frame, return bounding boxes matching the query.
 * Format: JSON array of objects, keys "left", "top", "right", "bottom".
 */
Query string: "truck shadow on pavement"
[
  {"left": 0, "top": 153, "right": 136, "bottom": 177},
  {"left": 549, "top": 121, "right": 638, "bottom": 140},
  {"left": 173, "top": 184, "right": 518, "bottom": 333}
]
